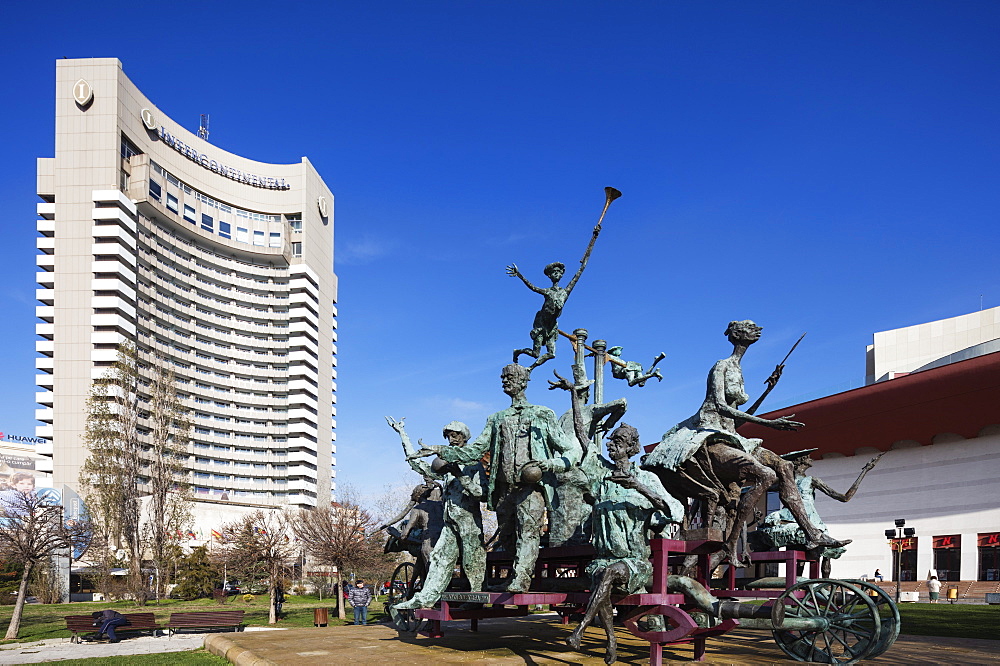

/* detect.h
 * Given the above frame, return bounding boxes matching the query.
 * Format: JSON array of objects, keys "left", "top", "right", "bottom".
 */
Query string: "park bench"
[
  {"left": 65, "top": 613, "right": 162, "bottom": 643},
  {"left": 166, "top": 610, "right": 245, "bottom": 636}
]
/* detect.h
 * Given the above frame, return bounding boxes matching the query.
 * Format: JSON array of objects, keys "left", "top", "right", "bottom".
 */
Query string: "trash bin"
[
  {"left": 948, "top": 587, "right": 958, "bottom": 604},
  {"left": 314, "top": 607, "right": 329, "bottom": 627}
]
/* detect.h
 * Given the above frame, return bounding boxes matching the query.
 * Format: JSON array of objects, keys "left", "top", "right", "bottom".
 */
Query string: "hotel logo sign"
[
  {"left": 141, "top": 108, "right": 157, "bottom": 131},
  {"left": 157, "top": 127, "right": 291, "bottom": 191},
  {"left": 73, "top": 79, "right": 94, "bottom": 106}
]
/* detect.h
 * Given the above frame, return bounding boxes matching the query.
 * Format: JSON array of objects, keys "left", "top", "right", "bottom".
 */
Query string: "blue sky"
[{"left": 1, "top": 2, "right": 998, "bottom": 504}]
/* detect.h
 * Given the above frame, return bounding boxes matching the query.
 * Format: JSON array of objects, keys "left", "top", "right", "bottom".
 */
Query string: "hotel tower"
[{"left": 35, "top": 58, "right": 337, "bottom": 513}]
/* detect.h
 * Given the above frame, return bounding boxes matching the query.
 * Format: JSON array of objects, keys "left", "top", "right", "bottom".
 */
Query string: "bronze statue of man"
[
  {"left": 386, "top": 418, "right": 488, "bottom": 610},
  {"left": 548, "top": 375, "right": 627, "bottom": 547},
  {"left": 421, "top": 363, "right": 577, "bottom": 592},
  {"left": 550, "top": 374, "right": 713, "bottom": 664}
]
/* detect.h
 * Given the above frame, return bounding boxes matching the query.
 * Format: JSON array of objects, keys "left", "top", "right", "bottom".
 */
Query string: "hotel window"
[
  {"left": 201, "top": 214, "right": 213, "bottom": 232},
  {"left": 166, "top": 193, "right": 178, "bottom": 213},
  {"left": 269, "top": 232, "right": 281, "bottom": 248},
  {"left": 149, "top": 179, "right": 162, "bottom": 201},
  {"left": 292, "top": 242, "right": 302, "bottom": 257},
  {"left": 219, "top": 221, "right": 231, "bottom": 239},
  {"left": 183, "top": 205, "right": 196, "bottom": 223},
  {"left": 120, "top": 134, "right": 141, "bottom": 161},
  {"left": 287, "top": 214, "right": 302, "bottom": 231},
  {"left": 236, "top": 227, "right": 249, "bottom": 243},
  {"left": 253, "top": 230, "right": 265, "bottom": 246}
]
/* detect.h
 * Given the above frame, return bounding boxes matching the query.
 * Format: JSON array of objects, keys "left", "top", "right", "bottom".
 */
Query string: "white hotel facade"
[{"left": 35, "top": 58, "right": 337, "bottom": 515}]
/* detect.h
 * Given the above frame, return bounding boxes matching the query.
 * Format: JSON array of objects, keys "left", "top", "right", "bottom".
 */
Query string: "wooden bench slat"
[
  {"left": 64, "top": 613, "right": 162, "bottom": 642},
  {"left": 166, "top": 610, "right": 245, "bottom": 634}
]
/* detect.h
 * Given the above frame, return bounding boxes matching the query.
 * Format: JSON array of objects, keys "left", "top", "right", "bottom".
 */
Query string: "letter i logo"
[{"left": 73, "top": 79, "right": 94, "bottom": 106}]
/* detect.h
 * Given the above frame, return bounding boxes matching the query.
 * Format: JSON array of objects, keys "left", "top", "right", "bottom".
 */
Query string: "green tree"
[
  {"left": 173, "top": 545, "right": 218, "bottom": 600},
  {"left": 80, "top": 344, "right": 192, "bottom": 605}
]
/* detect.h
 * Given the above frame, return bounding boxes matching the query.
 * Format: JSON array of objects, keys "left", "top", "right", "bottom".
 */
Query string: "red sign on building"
[
  {"left": 891, "top": 537, "right": 917, "bottom": 551},
  {"left": 933, "top": 535, "right": 961, "bottom": 549},
  {"left": 978, "top": 532, "right": 1000, "bottom": 548}
]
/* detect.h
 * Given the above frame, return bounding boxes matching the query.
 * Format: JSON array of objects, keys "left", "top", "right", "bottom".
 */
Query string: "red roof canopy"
[{"left": 738, "top": 351, "right": 1000, "bottom": 457}]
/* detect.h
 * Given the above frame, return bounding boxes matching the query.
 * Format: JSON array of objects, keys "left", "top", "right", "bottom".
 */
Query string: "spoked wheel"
[
  {"left": 845, "top": 580, "right": 900, "bottom": 659},
  {"left": 388, "top": 561, "right": 424, "bottom": 632},
  {"left": 388, "top": 562, "right": 416, "bottom": 607},
  {"left": 772, "top": 578, "right": 881, "bottom": 663}
]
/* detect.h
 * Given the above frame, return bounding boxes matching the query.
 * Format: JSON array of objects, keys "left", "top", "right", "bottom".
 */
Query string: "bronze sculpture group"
[{"left": 383, "top": 188, "right": 883, "bottom": 663}]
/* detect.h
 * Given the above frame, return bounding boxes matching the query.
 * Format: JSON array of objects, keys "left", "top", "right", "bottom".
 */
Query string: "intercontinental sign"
[{"left": 157, "top": 126, "right": 291, "bottom": 191}]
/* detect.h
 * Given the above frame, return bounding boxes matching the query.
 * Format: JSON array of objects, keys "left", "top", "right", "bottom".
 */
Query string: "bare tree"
[
  {"left": 292, "top": 491, "right": 387, "bottom": 620},
  {"left": 145, "top": 361, "right": 192, "bottom": 599},
  {"left": 80, "top": 344, "right": 191, "bottom": 605},
  {"left": 0, "top": 491, "right": 91, "bottom": 639},
  {"left": 218, "top": 510, "right": 296, "bottom": 624}
]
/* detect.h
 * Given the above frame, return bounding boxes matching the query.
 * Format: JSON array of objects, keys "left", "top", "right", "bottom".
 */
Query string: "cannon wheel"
[
  {"left": 388, "top": 561, "right": 424, "bottom": 632},
  {"left": 845, "top": 579, "right": 900, "bottom": 659},
  {"left": 772, "top": 579, "right": 881, "bottom": 664}
]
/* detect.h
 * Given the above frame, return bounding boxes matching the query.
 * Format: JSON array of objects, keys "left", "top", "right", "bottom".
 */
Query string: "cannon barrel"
[
  {"left": 733, "top": 616, "right": 832, "bottom": 632},
  {"left": 717, "top": 599, "right": 831, "bottom": 632}
]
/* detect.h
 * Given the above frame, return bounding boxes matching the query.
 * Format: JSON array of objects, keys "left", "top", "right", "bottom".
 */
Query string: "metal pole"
[
  {"left": 896, "top": 527, "right": 903, "bottom": 606},
  {"left": 573, "top": 328, "right": 589, "bottom": 395},
  {"left": 592, "top": 339, "right": 607, "bottom": 406}
]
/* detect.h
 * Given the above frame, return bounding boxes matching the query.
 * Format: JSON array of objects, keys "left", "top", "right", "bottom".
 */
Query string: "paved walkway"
[
  {"left": 3, "top": 616, "right": 997, "bottom": 664},
  {"left": 0, "top": 627, "right": 282, "bottom": 664},
  {"left": 203, "top": 615, "right": 1000, "bottom": 664}
]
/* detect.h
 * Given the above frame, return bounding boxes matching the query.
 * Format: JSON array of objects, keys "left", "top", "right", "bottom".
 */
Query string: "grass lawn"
[
  {"left": 897, "top": 603, "right": 1000, "bottom": 641},
  {"left": 23, "top": 649, "right": 228, "bottom": 665},
  {"left": 0, "top": 594, "right": 392, "bottom": 644}
]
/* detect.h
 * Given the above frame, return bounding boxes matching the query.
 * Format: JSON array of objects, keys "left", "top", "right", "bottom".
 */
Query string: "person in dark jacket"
[
  {"left": 91, "top": 609, "right": 128, "bottom": 643},
  {"left": 275, "top": 583, "right": 285, "bottom": 616},
  {"left": 346, "top": 580, "right": 373, "bottom": 625}
]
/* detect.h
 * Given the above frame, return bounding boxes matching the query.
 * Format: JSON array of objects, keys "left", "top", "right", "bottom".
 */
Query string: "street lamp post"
[{"left": 885, "top": 518, "right": 916, "bottom": 604}]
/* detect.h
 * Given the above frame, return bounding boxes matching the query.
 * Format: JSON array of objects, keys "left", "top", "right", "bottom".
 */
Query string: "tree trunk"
[
  {"left": 4, "top": 562, "right": 35, "bottom": 640},
  {"left": 335, "top": 570, "right": 345, "bottom": 620},
  {"left": 268, "top": 572, "right": 277, "bottom": 624}
]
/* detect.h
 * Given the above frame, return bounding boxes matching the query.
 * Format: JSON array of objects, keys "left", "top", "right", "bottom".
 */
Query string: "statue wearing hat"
[
  {"left": 750, "top": 449, "right": 885, "bottom": 577},
  {"left": 386, "top": 417, "right": 489, "bottom": 609},
  {"left": 607, "top": 346, "right": 666, "bottom": 387}
]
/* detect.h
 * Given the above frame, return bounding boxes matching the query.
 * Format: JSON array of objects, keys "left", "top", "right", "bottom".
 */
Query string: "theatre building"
[
  {"left": 35, "top": 58, "right": 337, "bottom": 521},
  {"left": 743, "top": 306, "right": 1000, "bottom": 590}
]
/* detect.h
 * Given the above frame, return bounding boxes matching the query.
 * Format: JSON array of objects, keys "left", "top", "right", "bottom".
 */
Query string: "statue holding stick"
[{"left": 509, "top": 187, "right": 621, "bottom": 370}]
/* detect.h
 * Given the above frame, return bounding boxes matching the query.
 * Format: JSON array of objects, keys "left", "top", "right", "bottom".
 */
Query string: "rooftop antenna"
[{"left": 198, "top": 114, "right": 210, "bottom": 141}]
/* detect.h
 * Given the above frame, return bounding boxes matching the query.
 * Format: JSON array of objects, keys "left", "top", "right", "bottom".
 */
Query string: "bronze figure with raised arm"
[
  {"left": 551, "top": 372, "right": 714, "bottom": 665},
  {"left": 414, "top": 363, "right": 578, "bottom": 592},
  {"left": 509, "top": 187, "right": 620, "bottom": 370},
  {"left": 752, "top": 450, "right": 885, "bottom": 577},
  {"left": 641, "top": 320, "right": 849, "bottom": 567}
]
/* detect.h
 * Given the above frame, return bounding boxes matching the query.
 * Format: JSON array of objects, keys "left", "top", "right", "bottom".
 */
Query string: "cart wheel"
[
  {"left": 388, "top": 562, "right": 416, "bottom": 606},
  {"left": 772, "top": 578, "right": 881, "bottom": 664},
  {"left": 387, "top": 561, "right": 424, "bottom": 633},
  {"left": 844, "top": 579, "right": 900, "bottom": 659}
]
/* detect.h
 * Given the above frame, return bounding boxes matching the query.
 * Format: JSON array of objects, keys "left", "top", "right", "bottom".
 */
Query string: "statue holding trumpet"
[{"left": 509, "top": 187, "right": 621, "bottom": 370}]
